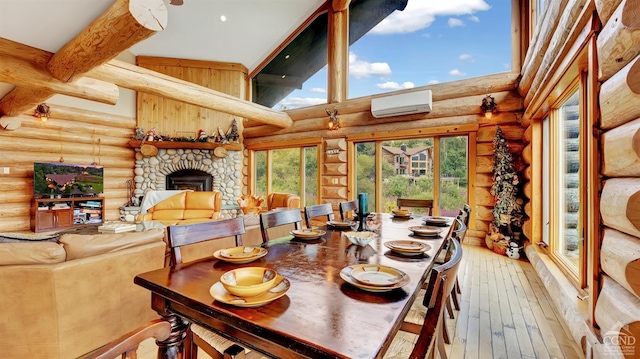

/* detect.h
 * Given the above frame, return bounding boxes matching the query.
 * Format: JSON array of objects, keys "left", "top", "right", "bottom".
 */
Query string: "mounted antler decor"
[
  {"left": 480, "top": 95, "right": 497, "bottom": 119},
  {"left": 326, "top": 108, "right": 340, "bottom": 130}
]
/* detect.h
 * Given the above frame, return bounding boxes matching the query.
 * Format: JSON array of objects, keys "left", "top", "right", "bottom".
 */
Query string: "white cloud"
[
  {"left": 349, "top": 52, "right": 392, "bottom": 79},
  {"left": 277, "top": 97, "right": 326, "bottom": 110},
  {"left": 459, "top": 53, "right": 473, "bottom": 61},
  {"left": 503, "top": 63, "right": 511, "bottom": 69},
  {"left": 428, "top": 80, "right": 440, "bottom": 85},
  {"left": 449, "top": 69, "right": 466, "bottom": 76},
  {"left": 309, "top": 87, "right": 326, "bottom": 93},
  {"left": 370, "top": 0, "right": 491, "bottom": 34},
  {"left": 448, "top": 18, "right": 465, "bottom": 27},
  {"left": 469, "top": 15, "right": 480, "bottom": 22},
  {"left": 376, "top": 81, "right": 415, "bottom": 90}
]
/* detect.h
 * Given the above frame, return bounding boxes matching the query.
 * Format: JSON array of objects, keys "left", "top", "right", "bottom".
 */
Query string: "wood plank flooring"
[{"left": 137, "top": 244, "right": 584, "bottom": 359}]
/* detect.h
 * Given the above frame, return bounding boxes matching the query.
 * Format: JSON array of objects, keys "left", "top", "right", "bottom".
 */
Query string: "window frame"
[{"left": 347, "top": 124, "right": 477, "bottom": 220}]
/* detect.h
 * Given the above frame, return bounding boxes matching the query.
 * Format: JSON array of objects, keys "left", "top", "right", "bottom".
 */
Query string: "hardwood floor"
[{"left": 137, "top": 244, "right": 584, "bottom": 359}]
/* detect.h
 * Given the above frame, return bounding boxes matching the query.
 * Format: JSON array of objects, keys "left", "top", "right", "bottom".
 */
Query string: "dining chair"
[
  {"left": 338, "top": 200, "right": 358, "bottom": 221},
  {"left": 167, "top": 217, "right": 264, "bottom": 359},
  {"left": 462, "top": 203, "right": 472, "bottom": 227},
  {"left": 396, "top": 198, "right": 433, "bottom": 215},
  {"left": 303, "top": 203, "right": 334, "bottom": 228},
  {"left": 77, "top": 319, "right": 171, "bottom": 359},
  {"left": 167, "top": 217, "right": 245, "bottom": 266},
  {"left": 260, "top": 208, "right": 303, "bottom": 243},
  {"left": 388, "top": 234, "right": 463, "bottom": 359}
]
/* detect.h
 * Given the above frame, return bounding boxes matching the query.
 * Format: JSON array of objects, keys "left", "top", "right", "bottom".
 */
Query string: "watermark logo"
[{"left": 602, "top": 324, "right": 636, "bottom": 357}]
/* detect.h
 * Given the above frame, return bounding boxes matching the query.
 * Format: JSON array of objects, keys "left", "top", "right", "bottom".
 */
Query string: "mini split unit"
[{"left": 370, "top": 89, "right": 433, "bottom": 118}]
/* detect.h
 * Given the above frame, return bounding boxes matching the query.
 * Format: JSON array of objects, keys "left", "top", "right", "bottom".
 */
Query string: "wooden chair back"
[
  {"left": 462, "top": 203, "right": 472, "bottom": 227},
  {"left": 338, "top": 200, "right": 358, "bottom": 221},
  {"left": 412, "top": 236, "right": 463, "bottom": 358},
  {"left": 303, "top": 203, "right": 334, "bottom": 228},
  {"left": 397, "top": 198, "right": 433, "bottom": 215},
  {"left": 452, "top": 216, "right": 468, "bottom": 242},
  {"left": 260, "top": 208, "right": 303, "bottom": 243},
  {"left": 167, "top": 217, "right": 245, "bottom": 266},
  {"left": 77, "top": 319, "right": 171, "bottom": 359}
]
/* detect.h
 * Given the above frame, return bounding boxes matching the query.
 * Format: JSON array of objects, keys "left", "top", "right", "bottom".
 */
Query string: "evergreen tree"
[{"left": 490, "top": 127, "right": 524, "bottom": 233}]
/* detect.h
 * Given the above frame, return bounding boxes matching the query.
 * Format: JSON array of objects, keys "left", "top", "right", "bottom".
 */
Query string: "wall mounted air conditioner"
[{"left": 371, "top": 90, "right": 433, "bottom": 118}]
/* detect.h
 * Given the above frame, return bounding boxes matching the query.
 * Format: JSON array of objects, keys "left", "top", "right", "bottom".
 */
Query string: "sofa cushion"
[
  {"left": 0, "top": 242, "right": 66, "bottom": 265},
  {"left": 153, "top": 209, "right": 185, "bottom": 220},
  {"left": 185, "top": 191, "right": 219, "bottom": 209},
  {"left": 60, "top": 228, "right": 165, "bottom": 260},
  {"left": 153, "top": 192, "right": 186, "bottom": 211}
]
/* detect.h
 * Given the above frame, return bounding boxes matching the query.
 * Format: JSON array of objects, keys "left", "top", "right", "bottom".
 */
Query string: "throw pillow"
[
  {"left": 60, "top": 228, "right": 165, "bottom": 260},
  {"left": 0, "top": 242, "right": 66, "bottom": 265}
]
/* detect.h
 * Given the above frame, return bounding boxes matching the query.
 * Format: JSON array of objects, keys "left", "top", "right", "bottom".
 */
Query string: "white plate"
[
  {"left": 327, "top": 220, "right": 355, "bottom": 228},
  {"left": 210, "top": 275, "right": 290, "bottom": 307},
  {"left": 392, "top": 212, "right": 413, "bottom": 218},
  {"left": 350, "top": 264, "right": 406, "bottom": 287},
  {"left": 408, "top": 226, "right": 443, "bottom": 237},
  {"left": 213, "top": 247, "right": 268, "bottom": 264},
  {"left": 384, "top": 240, "right": 431, "bottom": 256},
  {"left": 340, "top": 265, "right": 410, "bottom": 292},
  {"left": 290, "top": 228, "right": 326, "bottom": 239}
]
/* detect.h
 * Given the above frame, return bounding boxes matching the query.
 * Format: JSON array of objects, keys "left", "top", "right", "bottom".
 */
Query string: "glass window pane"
[
  {"left": 304, "top": 147, "right": 318, "bottom": 206},
  {"left": 381, "top": 139, "right": 433, "bottom": 214},
  {"left": 254, "top": 150, "right": 267, "bottom": 198},
  {"left": 556, "top": 91, "right": 580, "bottom": 270},
  {"left": 356, "top": 142, "right": 377, "bottom": 211},
  {"left": 542, "top": 117, "right": 550, "bottom": 246},
  {"left": 271, "top": 148, "right": 300, "bottom": 195},
  {"left": 438, "top": 136, "right": 468, "bottom": 216}
]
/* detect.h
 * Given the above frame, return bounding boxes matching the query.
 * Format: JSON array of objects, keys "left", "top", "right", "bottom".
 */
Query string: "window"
[
  {"left": 353, "top": 135, "right": 468, "bottom": 216},
  {"left": 252, "top": 146, "right": 319, "bottom": 207},
  {"left": 543, "top": 88, "right": 582, "bottom": 279}
]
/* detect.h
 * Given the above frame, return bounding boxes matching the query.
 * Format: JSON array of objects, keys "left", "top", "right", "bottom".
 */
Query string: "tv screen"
[{"left": 33, "top": 162, "right": 104, "bottom": 198}]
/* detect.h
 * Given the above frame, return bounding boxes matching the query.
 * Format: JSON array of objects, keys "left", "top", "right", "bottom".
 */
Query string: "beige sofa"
[
  {"left": 0, "top": 229, "right": 166, "bottom": 359},
  {"left": 137, "top": 191, "right": 222, "bottom": 225}
]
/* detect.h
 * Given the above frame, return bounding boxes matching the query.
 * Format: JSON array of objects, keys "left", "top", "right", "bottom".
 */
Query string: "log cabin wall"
[
  {"left": 243, "top": 72, "right": 525, "bottom": 245},
  {"left": 0, "top": 105, "right": 136, "bottom": 231},
  {"left": 518, "top": 0, "right": 640, "bottom": 356}
]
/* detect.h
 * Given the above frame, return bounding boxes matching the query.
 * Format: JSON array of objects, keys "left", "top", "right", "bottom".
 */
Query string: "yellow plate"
[
  {"left": 350, "top": 264, "right": 406, "bottom": 287},
  {"left": 213, "top": 246, "right": 268, "bottom": 264},
  {"left": 340, "top": 265, "right": 410, "bottom": 292},
  {"left": 210, "top": 275, "right": 290, "bottom": 307}
]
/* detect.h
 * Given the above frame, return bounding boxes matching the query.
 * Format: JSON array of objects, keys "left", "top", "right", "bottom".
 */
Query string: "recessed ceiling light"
[
  {"left": 281, "top": 74, "right": 286, "bottom": 79},
  {"left": 285, "top": 54, "right": 290, "bottom": 59},
  {"left": 220, "top": 15, "right": 227, "bottom": 22}
]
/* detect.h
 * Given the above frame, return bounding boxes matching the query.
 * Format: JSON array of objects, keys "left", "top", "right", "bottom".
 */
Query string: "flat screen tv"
[{"left": 33, "top": 162, "right": 104, "bottom": 198}]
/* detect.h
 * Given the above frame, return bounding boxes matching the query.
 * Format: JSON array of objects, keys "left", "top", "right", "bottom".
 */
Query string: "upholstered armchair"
[{"left": 266, "top": 193, "right": 300, "bottom": 210}]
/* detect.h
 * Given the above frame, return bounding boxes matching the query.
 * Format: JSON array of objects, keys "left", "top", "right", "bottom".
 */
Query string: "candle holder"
[{"left": 357, "top": 211, "right": 370, "bottom": 232}]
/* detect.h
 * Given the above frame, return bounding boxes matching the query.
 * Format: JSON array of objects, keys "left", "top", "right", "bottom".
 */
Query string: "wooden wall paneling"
[
  {"left": 325, "top": 152, "right": 347, "bottom": 163},
  {"left": 597, "top": 0, "right": 640, "bottom": 82},
  {"left": 476, "top": 156, "right": 493, "bottom": 174},
  {"left": 602, "top": 116, "right": 640, "bottom": 177},
  {"left": 475, "top": 173, "right": 493, "bottom": 187},
  {"left": 322, "top": 176, "right": 348, "bottom": 187},
  {"left": 476, "top": 124, "right": 526, "bottom": 142},
  {"left": 324, "top": 138, "right": 347, "bottom": 151},
  {"left": 475, "top": 187, "right": 494, "bottom": 207},
  {"left": 600, "top": 56, "right": 640, "bottom": 130},
  {"left": 601, "top": 229, "right": 640, "bottom": 299},
  {"left": 321, "top": 186, "right": 347, "bottom": 200},
  {"left": 324, "top": 163, "right": 348, "bottom": 176},
  {"left": 601, "top": 178, "right": 640, "bottom": 237}
]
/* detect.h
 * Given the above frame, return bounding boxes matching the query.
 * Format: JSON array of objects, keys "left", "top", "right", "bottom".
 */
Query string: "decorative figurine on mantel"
[
  {"left": 215, "top": 126, "right": 227, "bottom": 143},
  {"left": 226, "top": 119, "right": 240, "bottom": 143},
  {"left": 146, "top": 128, "right": 156, "bottom": 142},
  {"left": 197, "top": 129, "right": 208, "bottom": 142},
  {"left": 133, "top": 126, "right": 146, "bottom": 140}
]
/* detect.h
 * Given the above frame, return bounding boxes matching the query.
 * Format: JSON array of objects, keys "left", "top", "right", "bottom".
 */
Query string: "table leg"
[{"left": 156, "top": 313, "right": 192, "bottom": 359}]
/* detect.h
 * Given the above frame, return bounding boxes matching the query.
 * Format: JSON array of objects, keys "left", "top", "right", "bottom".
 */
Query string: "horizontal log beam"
[
  {"left": 600, "top": 55, "right": 640, "bottom": 130},
  {"left": 597, "top": 0, "right": 640, "bottom": 81},
  {"left": 594, "top": 276, "right": 640, "bottom": 357},
  {"left": 601, "top": 228, "right": 640, "bottom": 300},
  {"left": 596, "top": 0, "right": 624, "bottom": 25},
  {"left": 47, "top": 0, "right": 167, "bottom": 82},
  {"left": 601, "top": 178, "right": 640, "bottom": 237},
  {"left": 603, "top": 117, "right": 640, "bottom": 176},
  {"left": 90, "top": 60, "right": 293, "bottom": 128}
]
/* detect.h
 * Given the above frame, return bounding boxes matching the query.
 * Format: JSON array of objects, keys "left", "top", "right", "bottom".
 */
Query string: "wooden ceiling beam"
[
  {"left": 90, "top": 60, "right": 293, "bottom": 128},
  {"left": 47, "top": 0, "right": 168, "bottom": 83},
  {"left": 0, "top": 55, "right": 119, "bottom": 116}
]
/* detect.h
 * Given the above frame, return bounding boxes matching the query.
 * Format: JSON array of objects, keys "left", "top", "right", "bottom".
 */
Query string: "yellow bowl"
[
  {"left": 220, "top": 267, "right": 277, "bottom": 297},
  {"left": 392, "top": 208, "right": 409, "bottom": 216}
]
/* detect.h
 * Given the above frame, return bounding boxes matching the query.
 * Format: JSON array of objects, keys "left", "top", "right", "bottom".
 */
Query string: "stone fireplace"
[{"left": 122, "top": 147, "right": 243, "bottom": 220}]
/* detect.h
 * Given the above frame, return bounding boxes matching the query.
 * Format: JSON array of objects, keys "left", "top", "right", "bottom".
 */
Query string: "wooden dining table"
[{"left": 134, "top": 213, "right": 455, "bottom": 359}]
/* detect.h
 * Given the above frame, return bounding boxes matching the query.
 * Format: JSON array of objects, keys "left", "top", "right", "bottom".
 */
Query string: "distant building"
[{"left": 381, "top": 144, "right": 433, "bottom": 177}]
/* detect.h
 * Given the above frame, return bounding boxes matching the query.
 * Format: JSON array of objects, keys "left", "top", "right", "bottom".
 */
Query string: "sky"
[{"left": 277, "top": 0, "right": 512, "bottom": 109}]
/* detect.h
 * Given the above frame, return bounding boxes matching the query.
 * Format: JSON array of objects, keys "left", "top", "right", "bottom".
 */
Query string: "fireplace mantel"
[{"left": 128, "top": 140, "right": 243, "bottom": 151}]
